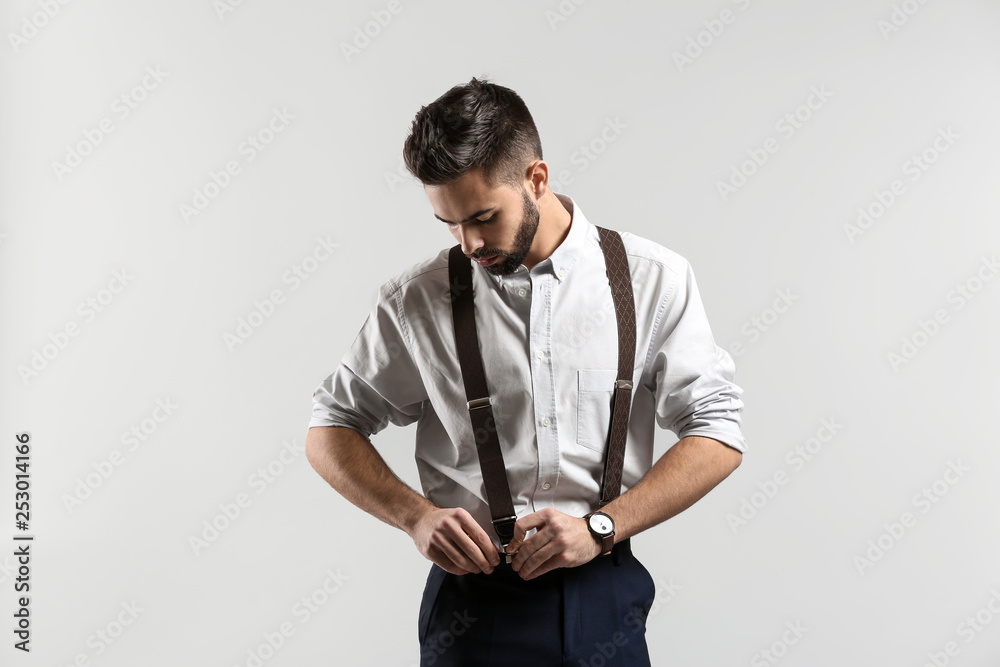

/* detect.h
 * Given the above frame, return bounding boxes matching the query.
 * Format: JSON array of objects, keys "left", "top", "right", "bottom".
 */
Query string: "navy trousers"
[{"left": 417, "top": 539, "right": 655, "bottom": 666}]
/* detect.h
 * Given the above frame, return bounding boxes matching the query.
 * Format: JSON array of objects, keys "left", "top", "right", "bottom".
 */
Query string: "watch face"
[{"left": 589, "top": 513, "right": 614, "bottom": 535}]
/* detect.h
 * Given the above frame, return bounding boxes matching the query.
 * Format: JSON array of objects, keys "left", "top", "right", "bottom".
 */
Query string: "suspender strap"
[
  {"left": 595, "top": 226, "right": 637, "bottom": 506},
  {"left": 448, "top": 244, "right": 517, "bottom": 546},
  {"left": 447, "top": 227, "right": 636, "bottom": 544}
]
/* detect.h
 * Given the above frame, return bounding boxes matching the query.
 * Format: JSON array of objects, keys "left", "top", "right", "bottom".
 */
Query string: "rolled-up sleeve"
[
  {"left": 309, "top": 280, "right": 427, "bottom": 438},
  {"left": 647, "top": 259, "right": 746, "bottom": 453}
]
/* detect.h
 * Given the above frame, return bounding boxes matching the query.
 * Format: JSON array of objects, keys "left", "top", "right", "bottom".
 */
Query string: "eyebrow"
[{"left": 434, "top": 207, "right": 496, "bottom": 224}]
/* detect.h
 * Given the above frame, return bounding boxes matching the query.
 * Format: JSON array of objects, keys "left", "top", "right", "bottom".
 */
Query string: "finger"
[
  {"left": 513, "top": 511, "right": 547, "bottom": 534},
  {"left": 510, "top": 529, "right": 546, "bottom": 572},
  {"left": 507, "top": 512, "right": 546, "bottom": 555},
  {"left": 432, "top": 528, "right": 482, "bottom": 573},
  {"left": 505, "top": 522, "right": 527, "bottom": 555},
  {"left": 427, "top": 545, "right": 474, "bottom": 576},
  {"left": 442, "top": 516, "right": 495, "bottom": 573},
  {"left": 437, "top": 535, "right": 484, "bottom": 574},
  {"left": 449, "top": 513, "right": 497, "bottom": 572},
  {"left": 518, "top": 540, "right": 565, "bottom": 580},
  {"left": 462, "top": 517, "right": 501, "bottom": 569}
]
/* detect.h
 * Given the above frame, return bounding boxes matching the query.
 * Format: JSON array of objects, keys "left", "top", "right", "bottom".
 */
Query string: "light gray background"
[{"left": 2, "top": 1, "right": 1000, "bottom": 665}]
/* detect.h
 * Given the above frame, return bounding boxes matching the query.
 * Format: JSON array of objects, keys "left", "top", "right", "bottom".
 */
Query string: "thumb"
[{"left": 505, "top": 521, "right": 527, "bottom": 554}]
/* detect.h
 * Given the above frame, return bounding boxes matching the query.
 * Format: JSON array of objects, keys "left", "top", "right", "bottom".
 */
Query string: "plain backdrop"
[{"left": 2, "top": 1, "right": 1000, "bottom": 665}]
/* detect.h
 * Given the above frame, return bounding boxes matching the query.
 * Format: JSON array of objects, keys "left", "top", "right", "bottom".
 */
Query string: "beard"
[{"left": 479, "top": 188, "right": 540, "bottom": 277}]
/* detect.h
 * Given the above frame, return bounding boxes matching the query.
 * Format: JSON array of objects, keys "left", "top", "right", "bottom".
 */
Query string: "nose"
[{"left": 456, "top": 226, "right": 484, "bottom": 257}]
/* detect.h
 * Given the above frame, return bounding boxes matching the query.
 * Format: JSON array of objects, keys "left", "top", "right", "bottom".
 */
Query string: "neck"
[{"left": 523, "top": 190, "right": 572, "bottom": 271}]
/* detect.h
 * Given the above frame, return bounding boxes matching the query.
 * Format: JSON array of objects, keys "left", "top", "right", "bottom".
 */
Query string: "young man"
[{"left": 305, "top": 77, "right": 746, "bottom": 666}]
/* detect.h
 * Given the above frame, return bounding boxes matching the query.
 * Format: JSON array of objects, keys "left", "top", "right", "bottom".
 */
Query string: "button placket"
[{"left": 528, "top": 272, "right": 559, "bottom": 502}]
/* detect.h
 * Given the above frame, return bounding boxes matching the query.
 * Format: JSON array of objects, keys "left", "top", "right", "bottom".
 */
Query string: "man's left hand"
[{"left": 506, "top": 508, "right": 601, "bottom": 580}]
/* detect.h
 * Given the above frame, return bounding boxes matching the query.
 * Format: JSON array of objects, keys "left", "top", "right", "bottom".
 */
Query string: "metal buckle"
[
  {"left": 467, "top": 397, "right": 491, "bottom": 411},
  {"left": 494, "top": 515, "right": 517, "bottom": 562},
  {"left": 497, "top": 547, "right": 519, "bottom": 564},
  {"left": 493, "top": 515, "right": 516, "bottom": 545},
  {"left": 615, "top": 379, "right": 633, "bottom": 390}
]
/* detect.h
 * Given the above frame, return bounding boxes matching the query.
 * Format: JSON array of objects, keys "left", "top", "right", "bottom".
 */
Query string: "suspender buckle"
[
  {"left": 467, "top": 397, "right": 491, "bottom": 411},
  {"left": 615, "top": 379, "right": 632, "bottom": 390},
  {"left": 492, "top": 515, "right": 517, "bottom": 546}
]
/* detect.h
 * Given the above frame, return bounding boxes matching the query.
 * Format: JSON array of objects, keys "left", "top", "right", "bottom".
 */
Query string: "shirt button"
[
  {"left": 535, "top": 350, "right": 544, "bottom": 360},
  {"left": 558, "top": 269, "right": 566, "bottom": 278},
  {"left": 518, "top": 288, "right": 527, "bottom": 297},
  {"left": 542, "top": 482, "right": 551, "bottom": 490},
  {"left": 541, "top": 417, "right": 550, "bottom": 427}
]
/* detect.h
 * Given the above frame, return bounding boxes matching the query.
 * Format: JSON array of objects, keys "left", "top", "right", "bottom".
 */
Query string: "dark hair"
[{"left": 403, "top": 77, "right": 543, "bottom": 188}]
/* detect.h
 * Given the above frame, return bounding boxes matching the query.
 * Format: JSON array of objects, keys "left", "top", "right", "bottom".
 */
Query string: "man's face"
[{"left": 425, "top": 167, "right": 540, "bottom": 277}]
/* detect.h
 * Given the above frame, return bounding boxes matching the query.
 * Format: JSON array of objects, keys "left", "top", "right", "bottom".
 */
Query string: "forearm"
[
  {"left": 603, "top": 435, "right": 743, "bottom": 542},
  {"left": 305, "top": 425, "right": 435, "bottom": 535}
]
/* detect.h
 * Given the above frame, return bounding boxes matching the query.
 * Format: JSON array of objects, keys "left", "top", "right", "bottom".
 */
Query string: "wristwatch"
[{"left": 584, "top": 511, "right": 615, "bottom": 556}]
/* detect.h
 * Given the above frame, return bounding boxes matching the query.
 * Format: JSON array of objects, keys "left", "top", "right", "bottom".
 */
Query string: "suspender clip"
[
  {"left": 467, "top": 397, "right": 491, "bottom": 411},
  {"left": 492, "top": 515, "right": 517, "bottom": 546}
]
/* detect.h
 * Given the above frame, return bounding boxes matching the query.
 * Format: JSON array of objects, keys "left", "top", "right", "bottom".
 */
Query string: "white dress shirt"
[{"left": 309, "top": 193, "right": 746, "bottom": 546}]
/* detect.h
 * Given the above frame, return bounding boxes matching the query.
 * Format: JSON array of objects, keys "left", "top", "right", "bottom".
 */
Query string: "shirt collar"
[{"left": 483, "top": 192, "right": 592, "bottom": 288}]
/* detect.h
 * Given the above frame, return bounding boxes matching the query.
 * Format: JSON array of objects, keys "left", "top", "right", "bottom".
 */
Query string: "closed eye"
[{"left": 436, "top": 206, "right": 498, "bottom": 226}]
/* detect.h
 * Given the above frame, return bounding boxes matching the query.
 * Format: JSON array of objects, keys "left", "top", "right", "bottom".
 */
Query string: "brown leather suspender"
[
  {"left": 447, "top": 226, "right": 636, "bottom": 548},
  {"left": 448, "top": 243, "right": 519, "bottom": 545},
  {"left": 595, "top": 226, "right": 637, "bottom": 508}
]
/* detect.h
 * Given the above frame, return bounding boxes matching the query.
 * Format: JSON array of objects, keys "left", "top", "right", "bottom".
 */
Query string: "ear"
[{"left": 524, "top": 159, "right": 549, "bottom": 198}]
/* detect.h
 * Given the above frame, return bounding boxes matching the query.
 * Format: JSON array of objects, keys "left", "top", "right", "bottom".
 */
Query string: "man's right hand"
[{"left": 408, "top": 507, "right": 500, "bottom": 575}]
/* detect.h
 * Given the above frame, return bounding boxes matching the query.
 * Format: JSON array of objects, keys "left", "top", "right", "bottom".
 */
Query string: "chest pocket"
[{"left": 576, "top": 368, "right": 620, "bottom": 452}]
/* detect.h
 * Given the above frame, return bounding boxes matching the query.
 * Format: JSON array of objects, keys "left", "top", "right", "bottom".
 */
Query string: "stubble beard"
[{"left": 482, "top": 189, "right": 540, "bottom": 277}]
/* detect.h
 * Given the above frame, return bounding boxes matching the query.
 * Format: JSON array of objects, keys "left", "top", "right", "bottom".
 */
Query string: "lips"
[{"left": 475, "top": 255, "right": 499, "bottom": 266}]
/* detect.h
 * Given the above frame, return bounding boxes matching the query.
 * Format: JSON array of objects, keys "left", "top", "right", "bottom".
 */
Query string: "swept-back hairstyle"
[{"left": 403, "top": 77, "right": 543, "bottom": 188}]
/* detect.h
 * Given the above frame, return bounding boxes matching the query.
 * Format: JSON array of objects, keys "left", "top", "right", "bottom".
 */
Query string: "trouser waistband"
[{"left": 494, "top": 538, "right": 634, "bottom": 573}]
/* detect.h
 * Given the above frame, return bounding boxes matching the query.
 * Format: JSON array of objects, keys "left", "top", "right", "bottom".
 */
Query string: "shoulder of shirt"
[
  {"left": 612, "top": 227, "right": 691, "bottom": 282},
  {"left": 375, "top": 245, "right": 452, "bottom": 301}
]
